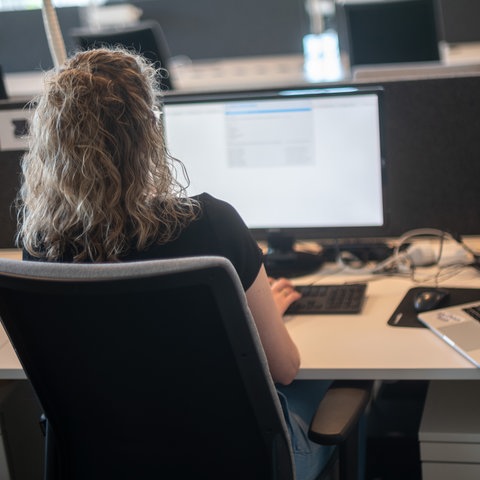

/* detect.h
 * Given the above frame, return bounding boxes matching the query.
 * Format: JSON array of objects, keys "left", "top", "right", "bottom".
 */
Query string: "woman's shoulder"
[
  {"left": 193, "top": 192, "right": 243, "bottom": 222},
  {"left": 194, "top": 192, "right": 235, "bottom": 210},
  {"left": 191, "top": 192, "right": 262, "bottom": 290}
]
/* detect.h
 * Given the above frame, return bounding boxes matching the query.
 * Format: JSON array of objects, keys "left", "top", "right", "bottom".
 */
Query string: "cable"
[
  {"left": 393, "top": 228, "right": 451, "bottom": 263},
  {"left": 450, "top": 232, "right": 480, "bottom": 261},
  {"left": 372, "top": 228, "right": 476, "bottom": 275}
]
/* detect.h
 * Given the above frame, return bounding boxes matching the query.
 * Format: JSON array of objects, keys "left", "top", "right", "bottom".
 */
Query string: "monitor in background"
[
  {"left": 336, "top": 0, "right": 440, "bottom": 70},
  {"left": 70, "top": 20, "right": 173, "bottom": 90},
  {"left": 0, "top": 7, "right": 82, "bottom": 74},
  {"left": 163, "top": 87, "right": 386, "bottom": 277}
]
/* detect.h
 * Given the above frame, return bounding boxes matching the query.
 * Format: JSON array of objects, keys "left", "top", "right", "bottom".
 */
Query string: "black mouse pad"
[{"left": 387, "top": 287, "right": 480, "bottom": 328}]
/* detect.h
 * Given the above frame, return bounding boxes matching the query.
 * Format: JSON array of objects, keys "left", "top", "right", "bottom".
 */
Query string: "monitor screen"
[
  {"left": 163, "top": 87, "right": 386, "bottom": 243},
  {"left": 337, "top": 0, "right": 440, "bottom": 68},
  {"left": 163, "top": 86, "right": 386, "bottom": 275}
]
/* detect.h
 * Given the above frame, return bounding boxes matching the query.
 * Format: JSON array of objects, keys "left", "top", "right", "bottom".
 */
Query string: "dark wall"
[
  {"left": 437, "top": 0, "right": 480, "bottom": 44},
  {"left": 0, "top": 148, "right": 22, "bottom": 248},
  {"left": 130, "top": 0, "right": 309, "bottom": 60},
  {"left": 0, "top": 1, "right": 308, "bottom": 73},
  {"left": 0, "top": 100, "right": 30, "bottom": 248},
  {"left": 374, "top": 75, "right": 480, "bottom": 237},
  {"left": 0, "top": 7, "right": 82, "bottom": 73}
]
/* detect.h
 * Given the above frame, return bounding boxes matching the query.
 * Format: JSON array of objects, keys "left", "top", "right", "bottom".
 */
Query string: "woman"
[{"left": 17, "top": 48, "right": 332, "bottom": 479}]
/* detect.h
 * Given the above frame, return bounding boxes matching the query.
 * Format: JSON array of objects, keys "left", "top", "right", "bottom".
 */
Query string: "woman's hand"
[{"left": 269, "top": 277, "right": 302, "bottom": 315}]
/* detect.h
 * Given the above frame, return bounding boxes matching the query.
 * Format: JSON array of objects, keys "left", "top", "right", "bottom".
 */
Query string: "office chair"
[
  {"left": 0, "top": 257, "right": 371, "bottom": 480},
  {"left": 70, "top": 20, "right": 173, "bottom": 90}
]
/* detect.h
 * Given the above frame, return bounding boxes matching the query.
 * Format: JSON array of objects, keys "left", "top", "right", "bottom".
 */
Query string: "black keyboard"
[
  {"left": 286, "top": 283, "right": 367, "bottom": 315},
  {"left": 463, "top": 304, "right": 480, "bottom": 321}
]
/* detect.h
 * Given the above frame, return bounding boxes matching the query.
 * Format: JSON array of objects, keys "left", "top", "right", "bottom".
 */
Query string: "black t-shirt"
[{"left": 23, "top": 193, "right": 263, "bottom": 291}]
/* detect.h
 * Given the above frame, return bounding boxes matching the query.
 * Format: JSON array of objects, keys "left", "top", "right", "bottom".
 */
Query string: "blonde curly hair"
[{"left": 17, "top": 48, "right": 198, "bottom": 262}]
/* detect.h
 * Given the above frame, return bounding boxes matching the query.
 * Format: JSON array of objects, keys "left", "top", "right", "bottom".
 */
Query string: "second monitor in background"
[
  {"left": 336, "top": 0, "right": 440, "bottom": 71},
  {"left": 70, "top": 20, "right": 173, "bottom": 90},
  {"left": 162, "top": 86, "right": 386, "bottom": 277}
]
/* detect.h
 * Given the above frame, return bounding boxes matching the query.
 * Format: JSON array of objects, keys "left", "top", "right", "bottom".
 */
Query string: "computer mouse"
[{"left": 413, "top": 288, "right": 450, "bottom": 312}]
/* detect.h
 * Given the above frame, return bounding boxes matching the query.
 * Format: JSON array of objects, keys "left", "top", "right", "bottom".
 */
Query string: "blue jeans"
[{"left": 277, "top": 380, "right": 335, "bottom": 480}]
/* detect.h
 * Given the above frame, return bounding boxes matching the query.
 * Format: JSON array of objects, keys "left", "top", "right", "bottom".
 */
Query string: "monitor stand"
[
  {"left": 263, "top": 234, "right": 325, "bottom": 278},
  {"left": 320, "top": 240, "right": 393, "bottom": 263}
]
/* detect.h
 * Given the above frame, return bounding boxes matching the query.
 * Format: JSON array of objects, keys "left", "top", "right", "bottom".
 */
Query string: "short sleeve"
[{"left": 200, "top": 193, "right": 263, "bottom": 290}]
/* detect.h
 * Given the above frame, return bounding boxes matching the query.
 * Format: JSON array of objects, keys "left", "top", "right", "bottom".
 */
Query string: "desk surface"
[
  {"left": 1, "top": 249, "right": 480, "bottom": 380},
  {"left": 0, "top": 250, "right": 25, "bottom": 378},
  {"left": 288, "top": 266, "right": 480, "bottom": 381}
]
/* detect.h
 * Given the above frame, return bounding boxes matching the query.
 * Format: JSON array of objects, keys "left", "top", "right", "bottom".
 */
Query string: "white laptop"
[{"left": 418, "top": 301, "right": 480, "bottom": 367}]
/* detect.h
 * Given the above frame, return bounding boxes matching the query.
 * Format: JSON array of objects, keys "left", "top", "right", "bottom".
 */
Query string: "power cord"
[{"left": 373, "top": 228, "right": 478, "bottom": 274}]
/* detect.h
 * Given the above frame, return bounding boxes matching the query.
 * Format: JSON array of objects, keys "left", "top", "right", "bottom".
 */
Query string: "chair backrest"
[
  {"left": 0, "top": 256, "right": 294, "bottom": 480},
  {"left": 70, "top": 20, "right": 173, "bottom": 90}
]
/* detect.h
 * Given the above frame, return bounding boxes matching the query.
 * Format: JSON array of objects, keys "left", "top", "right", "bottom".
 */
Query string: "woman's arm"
[{"left": 246, "top": 265, "right": 301, "bottom": 385}]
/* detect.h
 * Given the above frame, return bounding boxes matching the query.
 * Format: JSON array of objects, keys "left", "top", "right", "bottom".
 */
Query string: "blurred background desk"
[
  {"left": 3, "top": 54, "right": 310, "bottom": 99},
  {"left": 4, "top": 0, "right": 480, "bottom": 98},
  {"left": 5, "top": 47, "right": 480, "bottom": 99}
]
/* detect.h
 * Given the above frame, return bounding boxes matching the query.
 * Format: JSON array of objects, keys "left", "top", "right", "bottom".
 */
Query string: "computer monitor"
[
  {"left": 70, "top": 20, "right": 173, "bottom": 90},
  {"left": 336, "top": 0, "right": 440, "bottom": 69},
  {"left": 162, "top": 86, "right": 386, "bottom": 276}
]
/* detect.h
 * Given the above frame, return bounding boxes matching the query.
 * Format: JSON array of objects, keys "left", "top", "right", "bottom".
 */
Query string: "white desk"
[
  {"left": 0, "top": 251, "right": 25, "bottom": 379},
  {"left": 287, "top": 265, "right": 480, "bottom": 381},
  {"left": 0, "top": 323, "right": 23, "bottom": 380},
  {"left": 1, "top": 249, "right": 480, "bottom": 381}
]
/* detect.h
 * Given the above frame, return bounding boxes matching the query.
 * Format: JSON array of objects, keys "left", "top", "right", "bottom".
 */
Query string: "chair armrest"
[{"left": 308, "top": 380, "right": 373, "bottom": 445}]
